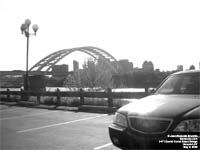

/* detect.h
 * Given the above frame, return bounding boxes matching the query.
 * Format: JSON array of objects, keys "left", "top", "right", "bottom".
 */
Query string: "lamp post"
[{"left": 20, "top": 19, "right": 39, "bottom": 91}]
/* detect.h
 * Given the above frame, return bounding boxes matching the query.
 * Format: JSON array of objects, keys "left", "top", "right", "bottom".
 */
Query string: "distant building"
[
  {"left": 73, "top": 60, "right": 79, "bottom": 72},
  {"left": 142, "top": 61, "right": 154, "bottom": 71},
  {"left": 51, "top": 64, "right": 69, "bottom": 77},
  {"left": 118, "top": 59, "right": 133, "bottom": 74},
  {"left": 133, "top": 67, "right": 143, "bottom": 73},
  {"left": 177, "top": 65, "right": 183, "bottom": 71}
]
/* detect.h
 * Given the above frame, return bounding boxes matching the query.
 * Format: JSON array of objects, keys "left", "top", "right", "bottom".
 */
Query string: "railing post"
[
  {"left": 37, "top": 94, "right": 41, "bottom": 104},
  {"left": 107, "top": 88, "right": 113, "bottom": 107},
  {"left": 21, "top": 88, "right": 24, "bottom": 101},
  {"left": 145, "top": 86, "right": 149, "bottom": 95},
  {"left": 56, "top": 88, "right": 61, "bottom": 107},
  {"left": 7, "top": 88, "right": 10, "bottom": 100},
  {"left": 80, "top": 88, "right": 84, "bottom": 105},
  {"left": 22, "top": 88, "right": 29, "bottom": 101}
]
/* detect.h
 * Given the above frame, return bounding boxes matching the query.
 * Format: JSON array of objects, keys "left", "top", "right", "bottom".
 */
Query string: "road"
[{"left": 0, "top": 104, "right": 120, "bottom": 150}]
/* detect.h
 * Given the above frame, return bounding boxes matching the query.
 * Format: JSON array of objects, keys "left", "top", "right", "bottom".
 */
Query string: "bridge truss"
[{"left": 30, "top": 46, "right": 118, "bottom": 73}]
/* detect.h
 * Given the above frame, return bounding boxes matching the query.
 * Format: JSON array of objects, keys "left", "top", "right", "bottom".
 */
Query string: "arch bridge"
[{"left": 30, "top": 46, "right": 118, "bottom": 73}]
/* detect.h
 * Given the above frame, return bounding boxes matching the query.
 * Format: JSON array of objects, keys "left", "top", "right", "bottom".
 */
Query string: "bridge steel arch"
[{"left": 30, "top": 46, "right": 118, "bottom": 73}]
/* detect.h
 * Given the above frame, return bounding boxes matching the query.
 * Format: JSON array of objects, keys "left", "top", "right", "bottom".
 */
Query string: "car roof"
[{"left": 173, "top": 69, "right": 200, "bottom": 75}]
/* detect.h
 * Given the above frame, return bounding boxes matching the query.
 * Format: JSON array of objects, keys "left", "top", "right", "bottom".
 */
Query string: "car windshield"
[{"left": 155, "top": 72, "right": 200, "bottom": 95}]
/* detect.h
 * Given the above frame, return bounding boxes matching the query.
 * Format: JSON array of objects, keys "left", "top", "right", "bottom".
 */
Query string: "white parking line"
[
  {"left": 94, "top": 143, "right": 113, "bottom": 150},
  {"left": 17, "top": 115, "right": 107, "bottom": 133},
  {"left": 0, "top": 111, "right": 56, "bottom": 121}
]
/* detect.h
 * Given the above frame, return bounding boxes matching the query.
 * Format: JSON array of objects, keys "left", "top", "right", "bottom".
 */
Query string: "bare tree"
[
  {"left": 189, "top": 65, "right": 195, "bottom": 70},
  {"left": 64, "top": 58, "right": 113, "bottom": 89}
]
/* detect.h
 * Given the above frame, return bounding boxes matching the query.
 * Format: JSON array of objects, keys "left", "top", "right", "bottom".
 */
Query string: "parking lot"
[{"left": 0, "top": 104, "right": 120, "bottom": 150}]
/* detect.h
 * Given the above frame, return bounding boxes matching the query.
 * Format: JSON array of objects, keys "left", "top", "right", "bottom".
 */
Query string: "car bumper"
[
  {"left": 108, "top": 124, "right": 130, "bottom": 149},
  {"left": 109, "top": 124, "right": 189, "bottom": 149},
  {"left": 109, "top": 124, "right": 157, "bottom": 149}
]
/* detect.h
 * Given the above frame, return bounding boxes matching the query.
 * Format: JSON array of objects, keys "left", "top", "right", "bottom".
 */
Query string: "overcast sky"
[{"left": 0, "top": 0, "right": 200, "bottom": 71}]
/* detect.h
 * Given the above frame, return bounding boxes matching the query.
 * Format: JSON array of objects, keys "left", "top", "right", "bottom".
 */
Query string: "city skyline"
[
  {"left": 1, "top": 0, "right": 200, "bottom": 71},
  {"left": 28, "top": 58, "right": 196, "bottom": 73},
  {"left": 0, "top": 52, "right": 198, "bottom": 72}
]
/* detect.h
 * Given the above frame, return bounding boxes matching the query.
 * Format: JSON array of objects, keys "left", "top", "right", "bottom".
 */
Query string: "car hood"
[{"left": 119, "top": 94, "right": 200, "bottom": 119}]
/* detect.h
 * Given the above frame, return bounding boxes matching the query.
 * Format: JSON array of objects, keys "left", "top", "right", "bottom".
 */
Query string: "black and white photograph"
[{"left": 0, "top": 0, "right": 200, "bottom": 149}]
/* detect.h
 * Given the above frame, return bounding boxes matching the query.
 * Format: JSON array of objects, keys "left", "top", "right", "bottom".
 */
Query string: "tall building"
[
  {"left": 51, "top": 64, "right": 69, "bottom": 77},
  {"left": 73, "top": 60, "right": 79, "bottom": 72},
  {"left": 177, "top": 65, "right": 183, "bottom": 71},
  {"left": 118, "top": 59, "right": 133, "bottom": 74}
]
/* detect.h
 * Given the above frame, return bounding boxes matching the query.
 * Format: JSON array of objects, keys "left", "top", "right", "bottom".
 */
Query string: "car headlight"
[
  {"left": 113, "top": 113, "right": 128, "bottom": 128},
  {"left": 174, "top": 119, "right": 200, "bottom": 132}
]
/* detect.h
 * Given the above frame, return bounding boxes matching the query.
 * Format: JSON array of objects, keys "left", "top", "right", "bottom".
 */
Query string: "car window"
[{"left": 155, "top": 73, "right": 200, "bottom": 95}]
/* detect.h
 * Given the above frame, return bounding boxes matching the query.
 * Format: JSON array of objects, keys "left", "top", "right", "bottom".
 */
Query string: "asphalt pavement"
[{"left": 0, "top": 104, "right": 120, "bottom": 150}]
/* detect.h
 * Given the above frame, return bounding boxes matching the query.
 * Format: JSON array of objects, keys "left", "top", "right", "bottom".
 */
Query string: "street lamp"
[{"left": 20, "top": 19, "right": 39, "bottom": 91}]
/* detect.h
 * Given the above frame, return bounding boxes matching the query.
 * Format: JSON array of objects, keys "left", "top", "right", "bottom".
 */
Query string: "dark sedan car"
[{"left": 109, "top": 70, "right": 200, "bottom": 149}]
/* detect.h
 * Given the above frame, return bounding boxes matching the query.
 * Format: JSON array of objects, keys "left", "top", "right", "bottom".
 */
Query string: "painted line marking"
[
  {"left": 0, "top": 111, "right": 56, "bottom": 121},
  {"left": 17, "top": 115, "right": 107, "bottom": 133},
  {"left": 94, "top": 143, "right": 113, "bottom": 150}
]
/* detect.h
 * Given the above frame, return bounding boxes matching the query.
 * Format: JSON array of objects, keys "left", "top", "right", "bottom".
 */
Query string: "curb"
[{"left": 0, "top": 101, "right": 116, "bottom": 113}]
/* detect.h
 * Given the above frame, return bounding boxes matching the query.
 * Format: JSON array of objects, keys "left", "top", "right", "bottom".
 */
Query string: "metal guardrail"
[{"left": 0, "top": 88, "right": 148, "bottom": 108}]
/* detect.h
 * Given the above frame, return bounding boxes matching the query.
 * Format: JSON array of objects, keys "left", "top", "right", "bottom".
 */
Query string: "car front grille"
[{"left": 129, "top": 117, "right": 172, "bottom": 134}]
